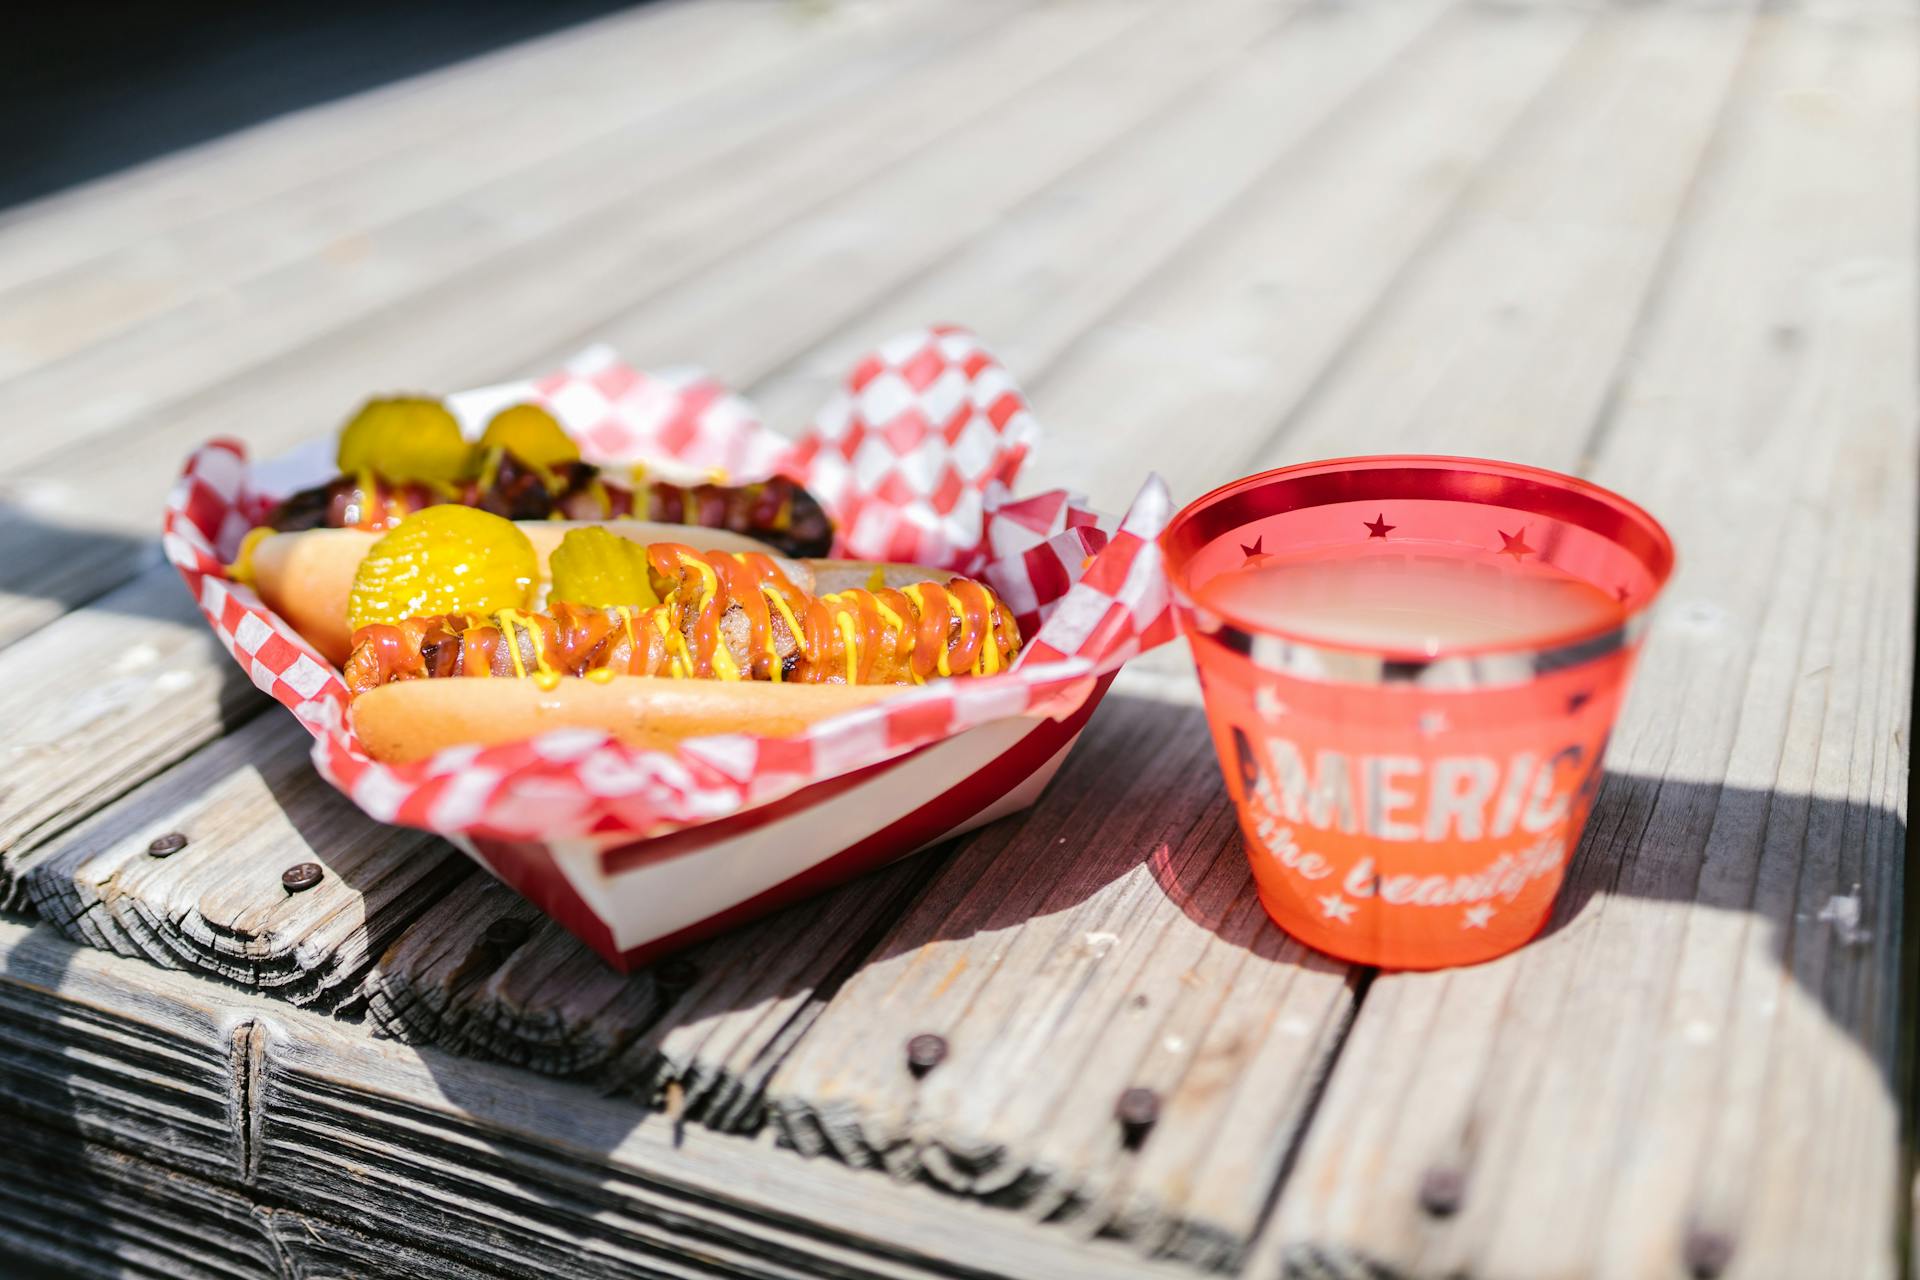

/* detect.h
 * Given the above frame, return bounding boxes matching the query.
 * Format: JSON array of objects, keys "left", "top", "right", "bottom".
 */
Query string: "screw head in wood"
[
  {"left": 1418, "top": 1166, "right": 1466, "bottom": 1217},
  {"left": 1115, "top": 1086, "right": 1160, "bottom": 1145},
  {"left": 280, "top": 862, "right": 324, "bottom": 893},
  {"left": 905, "top": 1033, "right": 948, "bottom": 1077},
  {"left": 146, "top": 832, "right": 188, "bottom": 858},
  {"left": 655, "top": 957, "right": 700, "bottom": 989},
  {"left": 484, "top": 918, "right": 530, "bottom": 948},
  {"left": 1683, "top": 1227, "right": 1735, "bottom": 1279}
]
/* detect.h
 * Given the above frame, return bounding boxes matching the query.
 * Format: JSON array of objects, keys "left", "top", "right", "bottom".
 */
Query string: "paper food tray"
[{"left": 161, "top": 327, "right": 1174, "bottom": 969}]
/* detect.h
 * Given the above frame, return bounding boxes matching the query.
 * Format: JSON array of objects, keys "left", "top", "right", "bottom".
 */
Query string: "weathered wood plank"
[
  {"left": 1026, "top": 0, "right": 1751, "bottom": 509},
  {"left": 0, "top": 1118, "right": 271, "bottom": 1280},
  {"left": 577, "top": 0, "right": 1454, "bottom": 410},
  {"left": 0, "top": 916, "right": 1202, "bottom": 1280},
  {"left": 1249, "top": 8, "right": 1913, "bottom": 1279},
  {"left": 0, "top": 0, "right": 1221, "bottom": 651},
  {"left": 721, "top": 0, "right": 1463, "bottom": 434},
  {"left": 361, "top": 848, "right": 935, "bottom": 1125},
  {"left": 16, "top": 712, "right": 470, "bottom": 1007},
  {"left": 0, "top": 563, "right": 267, "bottom": 899},
  {"left": 0, "top": 0, "right": 896, "bottom": 301},
  {"left": 1240, "top": 0, "right": 1762, "bottom": 475},
  {"left": 0, "top": 1110, "right": 523, "bottom": 1280},
  {"left": 764, "top": 687, "right": 1355, "bottom": 1270},
  {"left": 0, "top": 0, "right": 1010, "bottom": 474}
]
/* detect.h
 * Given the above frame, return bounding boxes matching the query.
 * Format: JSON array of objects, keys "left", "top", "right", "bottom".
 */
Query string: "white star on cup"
[
  {"left": 1462, "top": 904, "right": 1495, "bottom": 930},
  {"left": 1319, "top": 893, "right": 1356, "bottom": 924},
  {"left": 1255, "top": 686, "right": 1290, "bottom": 721},
  {"left": 1418, "top": 710, "right": 1450, "bottom": 738}
]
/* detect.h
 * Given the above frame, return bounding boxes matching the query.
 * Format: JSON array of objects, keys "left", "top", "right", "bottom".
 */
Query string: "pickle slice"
[
  {"left": 547, "top": 527, "right": 660, "bottom": 608},
  {"left": 480, "top": 403, "right": 580, "bottom": 471},
  {"left": 349, "top": 506, "right": 536, "bottom": 632},
  {"left": 336, "top": 397, "right": 471, "bottom": 487}
]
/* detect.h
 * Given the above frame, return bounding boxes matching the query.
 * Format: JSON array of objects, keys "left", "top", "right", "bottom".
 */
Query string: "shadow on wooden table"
[
  {"left": 0, "top": 506, "right": 184, "bottom": 627},
  {"left": 389, "top": 689, "right": 1904, "bottom": 1152},
  {"left": 1, "top": 0, "right": 651, "bottom": 211}
]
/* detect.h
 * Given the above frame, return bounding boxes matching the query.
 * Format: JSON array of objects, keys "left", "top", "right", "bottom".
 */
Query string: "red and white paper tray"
[{"left": 162, "top": 326, "right": 1176, "bottom": 970}]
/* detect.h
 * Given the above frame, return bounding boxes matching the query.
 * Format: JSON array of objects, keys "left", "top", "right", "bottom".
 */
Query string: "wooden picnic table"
[{"left": 0, "top": 1, "right": 1912, "bottom": 1276}]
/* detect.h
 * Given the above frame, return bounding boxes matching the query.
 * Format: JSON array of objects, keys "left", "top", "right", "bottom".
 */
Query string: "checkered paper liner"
[{"left": 161, "top": 327, "right": 1176, "bottom": 844}]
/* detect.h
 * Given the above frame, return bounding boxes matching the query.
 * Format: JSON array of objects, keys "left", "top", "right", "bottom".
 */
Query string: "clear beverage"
[{"left": 1197, "top": 541, "right": 1626, "bottom": 655}]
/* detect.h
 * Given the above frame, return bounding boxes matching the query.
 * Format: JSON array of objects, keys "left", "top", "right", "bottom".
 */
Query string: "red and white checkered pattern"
[
  {"left": 161, "top": 329, "right": 1172, "bottom": 848},
  {"left": 786, "top": 325, "right": 1038, "bottom": 567}
]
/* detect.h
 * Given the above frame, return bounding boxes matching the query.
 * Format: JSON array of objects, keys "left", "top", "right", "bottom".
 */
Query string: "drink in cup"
[{"left": 1161, "top": 456, "right": 1674, "bottom": 968}]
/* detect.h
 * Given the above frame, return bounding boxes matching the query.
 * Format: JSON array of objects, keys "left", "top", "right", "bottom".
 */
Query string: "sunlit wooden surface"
[{"left": 0, "top": 2, "right": 1913, "bottom": 1276}]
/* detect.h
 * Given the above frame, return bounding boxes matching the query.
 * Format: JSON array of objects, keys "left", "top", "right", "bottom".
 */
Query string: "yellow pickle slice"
[{"left": 349, "top": 506, "right": 536, "bottom": 631}]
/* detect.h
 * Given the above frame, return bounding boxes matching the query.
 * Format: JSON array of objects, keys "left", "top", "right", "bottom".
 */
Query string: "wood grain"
[
  {"left": 766, "top": 690, "right": 1356, "bottom": 1270},
  {"left": 0, "top": 563, "right": 267, "bottom": 898},
  {"left": 1249, "top": 8, "right": 1913, "bottom": 1280},
  {"left": 0, "top": 0, "right": 1911, "bottom": 1274},
  {"left": 0, "top": 1, "right": 913, "bottom": 303},
  {"left": 361, "top": 848, "right": 937, "bottom": 1129},
  {"left": 15, "top": 712, "right": 470, "bottom": 1008},
  {"left": 0, "top": 0, "right": 1007, "bottom": 473},
  {"left": 1018, "top": 0, "right": 1593, "bottom": 511},
  {"left": 0, "top": 916, "right": 1201, "bottom": 1280},
  {"left": 0, "top": 0, "right": 1179, "bottom": 651},
  {"left": 742, "top": 0, "right": 1459, "bottom": 434}
]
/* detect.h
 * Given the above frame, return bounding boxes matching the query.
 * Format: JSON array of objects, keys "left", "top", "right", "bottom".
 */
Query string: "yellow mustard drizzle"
[
  {"left": 772, "top": 485, "right": 793, "bottom": 532},
  {"left": 680, "top": 550, "right": 719, "bottom": 608},
  {"left": 756, "top": 587, "right": 802, "bottom": 656},
  {"left": 615, "top": 606, "right": 639, "bottom": 668},
  {"left": 866, "top": 566, "right": 886, "bottom": 592},
  {"left": 817, "top": 593, "right": 859, "bottom": 684},
  {"left": 584, "top": 667, "right": 615, "bottom": 684},
  {"left": 832, "top": 612, "right": 859, "bottom": 683},
  {"left": 653, "top": 610, "right": 691, "bottom": 678},
  {"left": 346, "top": 468, "right": 379, "bottom": 528},
  {"left": 494, "top": 609, "right": 562, "bottom": 688},
  {"left": 976, "top": 610, "right": 1002, "bottom": 676},
  {"left": 496, "top": 610, "right": 530, "bottom": 679},
  {"left": 902, "top": 586, "right": 959, "bottom": 678},
  {"left": 900, "top": 586, "right": 929, "bottom": 681},
  {"left": 587, "top": 478, "right": 611, "bottom": 517},
  {"left": 941, "top": 591, "right": 969, "bottom": 678},
  {"left": 475, "top": 447, "right": 504, "bottom": 494},
  {"left": 709, "top": 625, "right": 741, "bottom": 680},
  {"left": 225, "top": 526, "right": 274, "bottom": 585}
]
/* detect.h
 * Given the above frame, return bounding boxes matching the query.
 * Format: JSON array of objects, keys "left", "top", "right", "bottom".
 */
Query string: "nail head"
[
  {"left": 147, "top": 833, "right": 188, "bottom": 858},
  {"left": 1418, "top": 1166, "right": 1466, "bottom": 1217},
  {"left": 656, "top": 957, "right": 700, "bottom": 989},
  {"left": 280, "top": 862, "right": 323, "bottom": 893},
  {"left": 1684, "top": 1228, "right": 1735, "bottom": 1278},
  {"left": 906, "top": 1033, "right": 948, "bottom": 1076},
  {"left": 1115, "top": 1086, "right": 1160, "bottom": 1142},
  {"left": 484, "top": 918, "right": 530, "bottom": 948}
]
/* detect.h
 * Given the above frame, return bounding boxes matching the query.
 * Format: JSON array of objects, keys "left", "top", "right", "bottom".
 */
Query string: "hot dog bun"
[
  {"left": 249, "top": 520, "right": 793, "bottom": 666},
  {"left": 350, "top": 675, "right": 902, "bottom": 763}
]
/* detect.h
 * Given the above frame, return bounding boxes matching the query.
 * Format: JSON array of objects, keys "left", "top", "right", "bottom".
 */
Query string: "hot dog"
[
  {"left": 261, "top": 395, "right": 833, "bottom": 556},
  {"left": 341, "top": 534, "right": 1021, "bottom": 763},
  {"left": 238, "top": 519, "right": 798, "bottom": 667}
]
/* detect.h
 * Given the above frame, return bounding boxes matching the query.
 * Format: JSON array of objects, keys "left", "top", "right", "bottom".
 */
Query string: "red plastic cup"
[{"left": 1162, "top": 456, "right": 1673, "bottom": 968}]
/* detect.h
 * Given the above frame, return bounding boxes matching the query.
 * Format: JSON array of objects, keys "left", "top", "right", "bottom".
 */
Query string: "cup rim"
[{"left": 1160, "top": 454, "right": 1676, "bottom": 669}]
